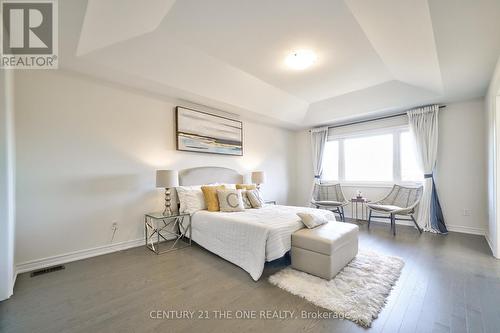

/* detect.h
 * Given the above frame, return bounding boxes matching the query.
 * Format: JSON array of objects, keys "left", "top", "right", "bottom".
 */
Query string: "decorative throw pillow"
[
  {"left": 169, "top": 188, "right": 180, "bottom": 214},
  {"left": 201, "top": 185, "right": 226, "bottom": 212},
  {"left": 297, "top": 212, "right": 329, "bottom": 229},
  {"left": 236, "top": 184, "right": 257, "bottom": 190},
  {"left": 246, "top": 189, "right": 264, "bottom": 208},
  {"left": 181, "top": 190, "right": 207, "bottom": 214},
  {"left": 208, "top": 182, "right": 236, "bottom": 189},
  {"left": 176, "top": 186, "right": 202, "bottom": 214},
  {"left": 241, "top": 190, "right": 252, "bottom": 209},
  {"left": 217, "top": 189, "right": 245, "bottom": 212}
]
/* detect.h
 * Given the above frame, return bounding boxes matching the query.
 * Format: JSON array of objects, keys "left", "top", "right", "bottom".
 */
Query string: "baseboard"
[
  {"left": 485, "top": 233, "right": 500, "bottom": 259},
  {"left": 15, "top": 238, "right": 144, "bottom": 275},
  {"left": 12, "top": 223, "right": 491, "bottom": 276},
  {"left": 486, "top": 233, "right": 494, "bottom": 255},
  {"left": 446, "top": 225, "right": 486, "bottom": 236},
  {"left": 351, "top": 216, "right": 487, "bottom": 236},
  {"left": 12, "top": 271, "right": 17, "bottom": 290}
]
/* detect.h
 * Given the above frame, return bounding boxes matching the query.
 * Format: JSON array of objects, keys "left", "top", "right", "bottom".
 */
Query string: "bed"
[{"left": 177, "top": 167, "right": 337, "bottom": 281}]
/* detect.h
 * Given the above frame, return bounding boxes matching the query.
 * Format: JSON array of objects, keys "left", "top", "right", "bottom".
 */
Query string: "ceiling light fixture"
[{"left": 285, "top": 49, "right": 317, "bottom": 70}]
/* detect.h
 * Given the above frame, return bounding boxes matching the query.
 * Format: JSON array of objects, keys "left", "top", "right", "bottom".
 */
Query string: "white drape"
[
  {"left": 310, "top": 127, "right": 328, "bottom": 203},
  {"left": 407, "top": 105, "right": 439, "bottom": 232},
  {"left": 311, "top": 127, "right": 328, "bottom": 181}
]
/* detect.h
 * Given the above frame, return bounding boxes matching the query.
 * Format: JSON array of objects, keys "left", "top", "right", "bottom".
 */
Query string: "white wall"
[
  {"left": 0, "top": 70, "right": 16, "bottom": 300},
  {"left": 12, "top": 68, "right": 494, "bottom": 270},
  {"left": 436, "top": 99, "right": 487, "bottom": 235},
  {"left": 14, "top": 70, "right": 296, "bottom": 265},
  {"left": 294, "top": 99, "right": 488, "bottom": 235},
  {"left": 486, "top": 56, "right": 500, "bottom": 258},
  {"left": 293, "top": 129, "right": 313, "bottom": 207}
]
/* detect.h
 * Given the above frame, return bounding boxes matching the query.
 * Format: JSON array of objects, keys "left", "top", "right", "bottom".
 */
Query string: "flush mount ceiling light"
[{"left": 285, "top": 50, "right": 317, "bottom": 70}]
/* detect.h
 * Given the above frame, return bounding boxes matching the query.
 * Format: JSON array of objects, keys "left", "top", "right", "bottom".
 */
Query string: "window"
[
  {"left": 400, "top": 131, "right": 424, "bottom": 181},
  {"left": 344, "top": 134, "right": 393, "bottom": 182},
  {"left": 322, "top": 141, "right": 339, "bottom": 181},
  {"left": 321, "top": 127, "right": 423, "bottom": 183}
]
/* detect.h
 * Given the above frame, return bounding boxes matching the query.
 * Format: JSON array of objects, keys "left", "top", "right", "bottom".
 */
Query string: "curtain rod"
[{"left": 312, "top": 105, "right": 446, "bottom": 131}]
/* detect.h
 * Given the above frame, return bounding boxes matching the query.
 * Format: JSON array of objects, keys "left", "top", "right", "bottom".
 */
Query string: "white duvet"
[{"left": 191, "top": 205, "right": 336, "bottom": 281}]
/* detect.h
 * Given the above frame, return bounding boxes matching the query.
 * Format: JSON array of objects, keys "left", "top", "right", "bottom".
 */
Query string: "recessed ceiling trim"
[
  {"left": 77, "top": 0, "right": 177, "bottom": 56},
  {"left": 345, "top": 0, "right": 443, "bottom": 93}
]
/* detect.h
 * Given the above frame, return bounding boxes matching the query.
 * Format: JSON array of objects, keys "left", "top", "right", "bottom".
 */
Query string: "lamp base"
[
  {"left": 162, "top": 207, "right": 172, "bottom": 217},
  {"left": 163, "top": 188, "right": 172, "bottom": 216}
]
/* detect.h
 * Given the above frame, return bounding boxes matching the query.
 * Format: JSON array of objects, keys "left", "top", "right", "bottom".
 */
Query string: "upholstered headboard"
[{"left": 178, "top": 167, "right": 244, "bottom": 186}]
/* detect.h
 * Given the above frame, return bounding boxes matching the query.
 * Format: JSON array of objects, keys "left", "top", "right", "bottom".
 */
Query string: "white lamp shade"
[
  {"left": 156, "top": 170, "right": 179, "bottom": 188},
  {"left": 251, "top": 171, "right": 265, "bottom": 184}
]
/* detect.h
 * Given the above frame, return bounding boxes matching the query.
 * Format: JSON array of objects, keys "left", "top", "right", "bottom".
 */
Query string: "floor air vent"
[{"left": 30, "top": 265, "right": 65, "bottom": 277}]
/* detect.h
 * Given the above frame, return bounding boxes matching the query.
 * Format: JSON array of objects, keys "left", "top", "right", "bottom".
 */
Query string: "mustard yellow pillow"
[
  {"left": 236, "top": 184, "right": 257, "bottom": 190},
  {"left": 201, "top": 185, "right": 226, "bottom": 211}
]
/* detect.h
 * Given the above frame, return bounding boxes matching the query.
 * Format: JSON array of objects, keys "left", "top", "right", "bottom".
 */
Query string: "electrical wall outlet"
[
  {"left": 110, "top": 221, "right": 118, "bottom": 243},
  {"left": 462, "top": 209, "right": 471, "bottom": 217}
]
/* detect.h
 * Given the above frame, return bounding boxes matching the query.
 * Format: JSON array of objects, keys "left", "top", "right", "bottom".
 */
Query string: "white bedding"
[{"left": 191, "top": 205, "right": 336, "bottom": 281}]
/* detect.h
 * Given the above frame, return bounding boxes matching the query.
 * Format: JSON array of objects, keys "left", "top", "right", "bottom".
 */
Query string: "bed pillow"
[
  {"left": 217, "top": 189, "right": 245, "bottom": 212},
  {"left": 176, "top": 186, "right": 204, "bottom": 214},
  {"left": 179, "top": 189, "right": 206, "bottom": 214},
  {"left": 241, "top": 190, "right": 252, "bottom": 209},
  {"left": 208, "top": 182, "right": 236, "bottom": 189},
  {"left": 297, "top": 212, "right": 329, "bottom": 229},
  {"left": 201, "top": 185, "right": 226, "bottom": 211},
  {"left": 236, "top": 184, "right": 257, "bottom": 190},
  {"left": 246, "top": 189, "right": 264, "bottom": 208},
  {"left": 169, "top": 188, "right": 180, "bottom": 214}
]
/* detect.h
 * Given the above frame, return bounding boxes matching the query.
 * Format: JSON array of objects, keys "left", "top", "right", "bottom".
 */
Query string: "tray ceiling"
[{"left": 59, "top": 0, "right": 500, "bottom": 128}]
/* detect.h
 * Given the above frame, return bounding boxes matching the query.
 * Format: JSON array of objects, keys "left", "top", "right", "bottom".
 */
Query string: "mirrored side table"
[{"left": 144, "top": 212, "right": 191, "bottom": 254}]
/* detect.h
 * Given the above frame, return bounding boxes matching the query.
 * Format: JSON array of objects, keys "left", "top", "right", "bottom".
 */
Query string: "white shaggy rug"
[{"left": 268, "top": 251, "right": 404, "bottom": 327}]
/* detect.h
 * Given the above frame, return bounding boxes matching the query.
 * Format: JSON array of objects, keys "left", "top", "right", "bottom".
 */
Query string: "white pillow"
[
  {"left": 297, "top": 212, "right": 329, "bottom": 229},
  {"left": 176, "top": 186, "right": 206, "bottom": 214},
  {"left": 210, "top": 182, "right": 236, "bottom": 189}
]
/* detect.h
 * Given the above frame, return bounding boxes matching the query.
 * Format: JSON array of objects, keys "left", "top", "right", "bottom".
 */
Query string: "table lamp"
[
  {"left": 156, "top": 170, "right": 179, "bottom": 216},
  {"left": 251, "top": 171, "right": 265, "bottom": 190}
]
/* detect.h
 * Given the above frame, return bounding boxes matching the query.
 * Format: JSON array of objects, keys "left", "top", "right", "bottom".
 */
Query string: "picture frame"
[{"left": 175, "top": 106, "right": 243, "bottom": 156}]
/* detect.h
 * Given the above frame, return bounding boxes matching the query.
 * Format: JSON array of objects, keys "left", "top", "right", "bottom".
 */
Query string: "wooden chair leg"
[
  {"left": 340, "top": 206, "right": 345, "bottom": 222},
  {"left": 410, "top": 214, "right": 423, "bottom": 234}
]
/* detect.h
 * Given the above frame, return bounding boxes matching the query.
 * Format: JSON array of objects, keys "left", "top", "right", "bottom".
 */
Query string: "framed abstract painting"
[{"left": 175, "top": 106, "right": 243, "bottom": 156}]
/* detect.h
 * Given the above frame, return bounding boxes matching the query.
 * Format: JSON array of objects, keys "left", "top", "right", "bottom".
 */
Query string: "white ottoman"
[{"left": 291, "top": 222, "right": 359, "bottom": 280}]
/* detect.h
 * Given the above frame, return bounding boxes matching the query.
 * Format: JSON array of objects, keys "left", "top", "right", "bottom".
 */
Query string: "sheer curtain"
[
  {"left": 407, "top": 105, "right": 447, "bottom": 233},
  {"left": 310, "top": 127, "right": 329, "bottom": 202}
]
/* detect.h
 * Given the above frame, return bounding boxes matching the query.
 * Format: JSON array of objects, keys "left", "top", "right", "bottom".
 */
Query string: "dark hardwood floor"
[{"left": 1, "top": 220, "right": 499, "bottom": 333}]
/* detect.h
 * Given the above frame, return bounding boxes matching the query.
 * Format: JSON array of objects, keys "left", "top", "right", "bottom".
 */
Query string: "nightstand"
[
  {"left": 265, "top": 200, "right": 277, "bottom": 205},
  {"left": 350, "top": 197, "right": 370, "bottom": 221},
  {"left": 144, "top": 212, "right": 191, "bottom": 254}
]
